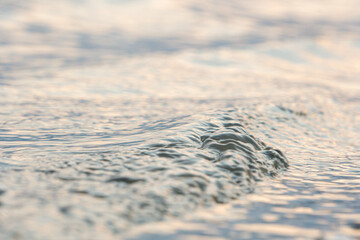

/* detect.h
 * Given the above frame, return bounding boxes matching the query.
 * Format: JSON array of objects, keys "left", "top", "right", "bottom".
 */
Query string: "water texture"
[{"left": 0, "top": 0, "right": 360, "bottom": 239}]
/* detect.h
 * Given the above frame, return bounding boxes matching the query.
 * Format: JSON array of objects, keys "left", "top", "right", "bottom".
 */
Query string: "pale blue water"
[{"left": 0, "top": 1, "right": 360, "bottom": 239}]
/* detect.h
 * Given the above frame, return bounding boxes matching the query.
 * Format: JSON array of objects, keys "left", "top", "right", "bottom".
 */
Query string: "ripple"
[{"left": 0, "top": 109, "right": 289, "bottom": 238}]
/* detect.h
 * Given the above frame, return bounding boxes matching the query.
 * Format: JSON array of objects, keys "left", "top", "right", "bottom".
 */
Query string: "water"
[{"left": 0, "top": 0, "right": 360, "bottom": 239}]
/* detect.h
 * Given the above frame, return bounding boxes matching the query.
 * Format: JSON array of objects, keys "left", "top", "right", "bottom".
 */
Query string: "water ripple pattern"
[{"left": 0, "top": 0, "right": 360, "bottom": 239}]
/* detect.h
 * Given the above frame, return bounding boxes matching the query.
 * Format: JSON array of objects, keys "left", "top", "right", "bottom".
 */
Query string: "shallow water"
[{"left": 0, "top": 1, "right": 360, "bottom": 239}]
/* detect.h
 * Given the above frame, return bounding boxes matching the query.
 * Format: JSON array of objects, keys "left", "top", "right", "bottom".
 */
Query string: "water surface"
[{"left": 0, "top": 1, "right": 360, "bottom": 239}]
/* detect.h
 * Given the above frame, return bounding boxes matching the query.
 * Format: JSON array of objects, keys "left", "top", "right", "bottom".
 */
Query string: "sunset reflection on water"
[{"left": 0, "top": 0, "right": 360, "bottom": 239}]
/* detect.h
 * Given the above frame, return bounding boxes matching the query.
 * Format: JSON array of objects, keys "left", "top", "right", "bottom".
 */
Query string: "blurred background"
[{"left": 1, "top": 0, "right": 360, "bottom": 68}]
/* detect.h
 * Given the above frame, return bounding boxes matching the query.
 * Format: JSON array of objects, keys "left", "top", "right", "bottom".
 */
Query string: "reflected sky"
[{"left": 0, "top": 0, "right": 360, "bottom": 239}]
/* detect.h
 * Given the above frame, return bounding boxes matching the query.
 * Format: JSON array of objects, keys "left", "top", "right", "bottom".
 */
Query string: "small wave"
[
  {"left": 0, "top": 109, "right": 289, "bottom": 238},
  {"left": 54, "top": 110, "right": 289, "bottom": 227}
]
